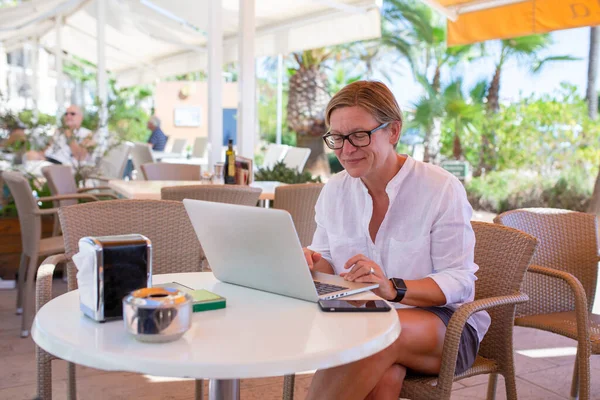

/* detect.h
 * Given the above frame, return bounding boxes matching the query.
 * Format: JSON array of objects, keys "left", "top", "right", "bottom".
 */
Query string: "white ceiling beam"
[
  {"left": 310, "top": 0, "right": 370, "bottom": 14},
  {"left": 451, "top": 0, "right": 528, "bottom": 15},
  {"left": 419, "top": 0, "right": 457, "bottom": 21},
  {"left": 0, "top": 0, "right": 88, "bottom": 32}
]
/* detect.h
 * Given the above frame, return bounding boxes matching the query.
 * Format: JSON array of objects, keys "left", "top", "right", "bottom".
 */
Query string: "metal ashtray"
[{"left": 123, "top": 287, "right": 193, "bottom": 343}]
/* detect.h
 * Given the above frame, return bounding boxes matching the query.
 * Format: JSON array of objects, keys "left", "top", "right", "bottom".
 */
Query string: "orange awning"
[{"left": 425, "top": 0, "right": 600, "bottom": 46}]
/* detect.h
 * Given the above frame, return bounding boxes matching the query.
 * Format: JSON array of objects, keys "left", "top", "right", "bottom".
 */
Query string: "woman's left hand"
[{"left": 341, "top": 254, "right": 396, "bottom": 301}]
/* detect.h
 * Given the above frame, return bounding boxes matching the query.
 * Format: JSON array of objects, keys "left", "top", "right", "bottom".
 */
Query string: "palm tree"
[
  {"left": 478, "top": 34, "right": 577, "bottom": 175},
  {"left": 587, "top": 27, "right": 600, "bottom": 214},
  {"left": 286, "top": 49, "right": 332, "bottom": 176},
  {"left": 444, "top": 79, "right": 486, "bottom": 160},
  {"left": 383, "top": 0, "right": 477, "bottom": 164},
  {"left": 485, "top": 35, "right": 575, "bottom": 113}
]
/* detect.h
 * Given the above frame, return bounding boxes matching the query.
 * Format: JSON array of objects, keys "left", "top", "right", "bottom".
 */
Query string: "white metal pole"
[
  {"left": 55, "top": 15, "right": 64, "bottom": 120},
  {"left": 237, "top": 0, "right": 255, "bottom": 160},
  {"left": 0, "top": 42, "right": 8, "bottom": 103},
  {"left": 276, "top": 53, "right": 283, "bottom": 145},
  {"left": 31, "top": 37, "right": 39, "bottom": 110},
  {"left": 97, "top": 0, "right": 108, "bottom": 148},
  {"left": 208, "top": 0, "right": 223, "bottom": 169}
]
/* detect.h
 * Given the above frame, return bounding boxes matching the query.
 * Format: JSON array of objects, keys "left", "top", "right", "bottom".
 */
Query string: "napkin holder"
[{"left": 75, "top": 234, "right": 152, "bottom": 322}]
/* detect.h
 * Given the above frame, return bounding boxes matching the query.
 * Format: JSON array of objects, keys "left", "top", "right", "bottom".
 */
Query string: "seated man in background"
[{"left": 147, "top": 116, "right": 168, "bottom": 151}]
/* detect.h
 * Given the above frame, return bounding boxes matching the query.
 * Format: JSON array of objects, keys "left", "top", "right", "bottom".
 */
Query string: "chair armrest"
[
  {"left": 38, "top": 193, "right": 99, "bottom": 203},
  {"left": 87, "top": 174, "right": 110, "bottom": 182},
  {"left": 36, "top": 254, "right": 68, "bottom": 311},
  {"left": 524, "top": 265, "right": 591, "bottom": 345},
  {"left": 77, "top": 186, "right": 111, "bottom": 192},
  {"left": 436, "top": 293, "right": 529, "bottom": 390},
  {"left": 523, "top": 265, "right": 592, "bottom": 399},
  {"left": 33, "top": 208, "right": 60, "bottom": 216},
  {"left": 77, "top": 187, "right": 119, "bottom": 199}
]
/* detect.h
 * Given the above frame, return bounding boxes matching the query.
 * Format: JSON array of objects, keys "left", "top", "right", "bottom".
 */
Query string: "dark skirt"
[{"left": 420, "top": 306, "right": 480, "bottom": 375}]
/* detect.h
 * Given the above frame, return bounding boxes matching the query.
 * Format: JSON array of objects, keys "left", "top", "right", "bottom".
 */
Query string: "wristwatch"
[{"left": 389, "top": 278, "right": 407, "bottom": 303}]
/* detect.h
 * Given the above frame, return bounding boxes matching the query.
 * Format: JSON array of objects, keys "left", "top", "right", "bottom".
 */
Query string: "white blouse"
[{"left": 308, "top": 156, "right": 491, "bottom": 342}]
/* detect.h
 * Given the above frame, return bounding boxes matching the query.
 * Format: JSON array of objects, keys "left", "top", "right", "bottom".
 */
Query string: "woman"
[{"left": 303, "top": 81, "right": 490, "bottom": 400}]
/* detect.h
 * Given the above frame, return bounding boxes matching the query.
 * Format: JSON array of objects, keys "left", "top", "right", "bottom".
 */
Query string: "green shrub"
[
  {"left": 466, "top": 169, "right": 593, "bottom": 213},
  {"left": 255, "top": 161, "right": 321, "bottom": 184}
]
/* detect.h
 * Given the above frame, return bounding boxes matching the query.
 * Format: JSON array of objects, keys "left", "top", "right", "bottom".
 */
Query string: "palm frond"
[{"left": 530, "top": 55, "right": 581, "bottom": 74}]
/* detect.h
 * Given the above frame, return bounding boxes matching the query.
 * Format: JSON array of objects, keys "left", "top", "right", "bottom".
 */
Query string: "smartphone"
[{"left": 318, "top": 299, "right": 392, "bottom": 312}]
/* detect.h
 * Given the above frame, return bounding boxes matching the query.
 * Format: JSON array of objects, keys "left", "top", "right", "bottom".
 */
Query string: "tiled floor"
[{"left": 1, "top": 279, "right": 599, "bottom": 400}]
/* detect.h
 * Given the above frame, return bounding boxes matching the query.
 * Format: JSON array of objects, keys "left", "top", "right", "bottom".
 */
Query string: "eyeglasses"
[
  {"left": 66, "top": 112, "right": 78, "bottom": 116},
  {"left": 322, "top": 122, "right": 390, "bottom": 150}
]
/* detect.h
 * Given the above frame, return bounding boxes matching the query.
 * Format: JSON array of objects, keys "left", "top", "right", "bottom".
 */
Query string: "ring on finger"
[{"left": 369, "top": 266, "right": 375, "bottom": 275}]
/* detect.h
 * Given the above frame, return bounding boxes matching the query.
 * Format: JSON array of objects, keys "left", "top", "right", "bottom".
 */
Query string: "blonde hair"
[{"left": 325, "top": 81, "right": 403, "bottom": 129}]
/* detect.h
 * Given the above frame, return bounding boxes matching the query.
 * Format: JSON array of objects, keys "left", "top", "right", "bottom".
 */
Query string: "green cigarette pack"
[{"left": 154, "top": 282, "right": 226, "bottom": 312}]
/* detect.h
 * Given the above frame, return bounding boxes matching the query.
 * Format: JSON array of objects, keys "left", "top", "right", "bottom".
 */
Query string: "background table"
[
  {"left": 32, "top": 272, "right": 401, "bottom": 400},
  {"left": 108, "top": 180, "right": 282, "bottom": 201}
]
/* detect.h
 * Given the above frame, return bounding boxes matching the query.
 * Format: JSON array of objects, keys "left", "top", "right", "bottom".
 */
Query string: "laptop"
[{"left": 183, "top": 199, "right": 378, "bottom": 302}]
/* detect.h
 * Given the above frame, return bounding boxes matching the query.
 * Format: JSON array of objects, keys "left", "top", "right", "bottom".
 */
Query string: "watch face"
[{"left": 392, "top": 278, "right": 406, "bottom": 290}]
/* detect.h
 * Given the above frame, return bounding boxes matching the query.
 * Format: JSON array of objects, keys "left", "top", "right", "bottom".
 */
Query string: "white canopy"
[{"left": 0, "top": 0, "right": 381, "bottom": 87}]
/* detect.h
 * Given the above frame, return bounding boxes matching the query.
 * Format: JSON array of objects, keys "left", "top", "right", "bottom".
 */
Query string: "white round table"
[{"left": 32, "top": 272, "right": 401, "bottom": 400}]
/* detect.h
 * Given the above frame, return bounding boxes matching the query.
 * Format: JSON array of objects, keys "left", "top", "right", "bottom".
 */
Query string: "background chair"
[
  {"left": 161, "top": 184, "right": 262, "bottom": 206},
  {"left": 36, "top": 199, "right": 204, "bottom": 400},
  {"left": 282, "top": 222, "right": 537, "bottom": 400},
  {"left": 495, "top": 208, "right": 599, "bottom": 400},
  {"left": 140, "top": 162, "right": 201, "bottom": 181},
  {"left": 170, "top": 138, "right": 187, "bottom": 154},
  {"left": 282, "top": 146, "right": 311, "bottom": 172},
  {"left": 42, "top": 165, "right": 118, "bottom": 235},
  {"left": 192, "top": 137, "right": 207, "bottom": 158},
  {"left": 94, "top": 141, "right": 133, "bottom": 181},
  {"left": 273, "top": 183, "right": 323, "bottom": 247},
  {"left": 2, "top": 171, "right": 81, "bottom": 337},
  {"left": 131, "top": 143, "right": 155, "bottom": 179},
  {"left": 261, "top": 143, "right": 289, "bottom": 170}
]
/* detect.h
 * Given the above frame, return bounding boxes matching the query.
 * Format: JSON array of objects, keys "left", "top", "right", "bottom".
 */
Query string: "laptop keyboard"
[{"left": 315, "top": 281, "right": 349, "bottom": 295}]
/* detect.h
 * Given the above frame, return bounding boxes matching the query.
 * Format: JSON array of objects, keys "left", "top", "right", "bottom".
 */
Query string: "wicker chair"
[
  {"left": 42, "top": 165, "right": 117, "bottom": 235},
  {"left": 495, "top": 208, "right": 599, "bottom": 400},
  {"left": 273, "top": 183, "right": 323, "bottom": 247},
  {"left": 131, "top": 142, "right": 154, "bottom": 179},
  {"left": 35, "top": 200, "right": 204, "bottom": 400},
  {"left": 141, "top": 162, "right": 201, "bottom": 181},
  {"left": 2, "top": 171, "right": 91, "bottom": 337},
  {"left": 282, "top": 222, "right": 537, "bottom": 400},
  {"left": 161, "top": 184, "right": 262, "bottom": 206}
]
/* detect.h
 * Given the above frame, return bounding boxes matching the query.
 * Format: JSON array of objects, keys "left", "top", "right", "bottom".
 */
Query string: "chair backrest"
[
  {"left": 192, "top": 137, "right": 208, "bottom": 158},
  {"left": 140, "top": 162, "right": 201, "bottom": 181},
  {"left": 98, "top": 141, "right": 133, "bottom": 179},
  {"left": 171, "top": 138, "right": 187, "bottom": 154},
  {"left": 282, "top": 146, "right": 311, "bottom": 172},
  {"left": 495, "top": 208, "right": 599, "bottom": 314},
  {"left": 161, "top": 184, "right": 262, "bottom": 206},
  {"left": 262, "top": 144, "right": 289, "bottom": 169},
  {"left": 471, "top": 221, "right": 537, "bottom": 361},
  {"left": 2, "top": 171, "right": 42, "bottom": 256},
  {"left": 273, "top": 183, "right": 324, "bottom": 247},
  {"left": 131, "top": 143, "right": 155, "bottom": 179},
  {"left": 42, "top": 165, "right": 79, "bottom": 207},
  {"left": 59, "top": 200, "right": 203, "bottom": 289}
]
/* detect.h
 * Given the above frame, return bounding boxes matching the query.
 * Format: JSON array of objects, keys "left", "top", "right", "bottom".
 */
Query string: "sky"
[{"left": 375, "top": 27, "right": 592, "bottom": 109}]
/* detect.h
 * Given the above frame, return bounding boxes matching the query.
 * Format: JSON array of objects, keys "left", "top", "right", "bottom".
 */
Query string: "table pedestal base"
[{"left": 209, "top": 378, "right": 240, "bottom": 400}]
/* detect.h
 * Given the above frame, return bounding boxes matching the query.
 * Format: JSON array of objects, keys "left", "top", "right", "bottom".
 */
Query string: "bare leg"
[
  {"left": 366, "top": 364, "right": 407, "bottom": 400},
  {"left": 306, "top": 309, "right": 446, "bottom": 400}
]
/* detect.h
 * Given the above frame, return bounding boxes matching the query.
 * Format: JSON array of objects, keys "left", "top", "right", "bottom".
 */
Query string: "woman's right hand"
[{"left": 303, "top": 248, "right": 322, "bottom": 272}]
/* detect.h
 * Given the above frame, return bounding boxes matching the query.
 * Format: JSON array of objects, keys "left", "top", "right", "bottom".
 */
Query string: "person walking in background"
[{"left": 147, "top": 116, "right": 168, "bottom": 151}]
